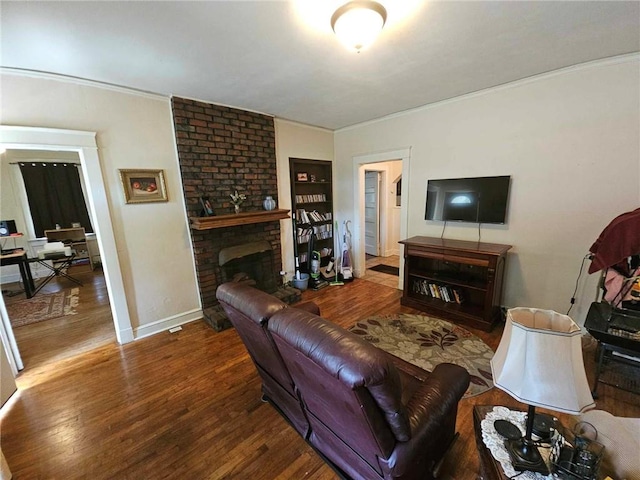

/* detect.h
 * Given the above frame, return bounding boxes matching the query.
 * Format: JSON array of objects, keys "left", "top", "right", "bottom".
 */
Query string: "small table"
[
  {"left": 0, "top": 249, "right": 36, "bottom": 298},
  {"left": 584, "top": 301, "right": 640, "bottom": 396},
  {"left": 30, "top": 252, "right": 81, "bottom": 294},
  {"left": 473, "top": 405, "right": 562, "bottom": 480},
  {"left": 473, "top": 405, "right": 512, "bottom": 480}
]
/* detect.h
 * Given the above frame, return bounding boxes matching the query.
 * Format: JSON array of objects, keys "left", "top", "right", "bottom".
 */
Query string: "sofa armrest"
[
  {"left": 294, "top": 301, "right": 320, "bottom": 316},
  {"left": 382, "top": 363, "right": 470, "bottom": 475},
  {"left": 405, "top": 363, "right": 469, "bottom": 431}
]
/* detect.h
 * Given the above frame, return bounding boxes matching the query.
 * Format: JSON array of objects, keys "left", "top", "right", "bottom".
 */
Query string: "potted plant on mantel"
[{"left": 230, "top": 190, "right": 246, "bottom": 214}]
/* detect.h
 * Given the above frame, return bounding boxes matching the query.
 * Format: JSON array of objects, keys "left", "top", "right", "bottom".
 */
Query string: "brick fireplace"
[{"left": 171, "top": 97, "right": 293, "bottom": 330}]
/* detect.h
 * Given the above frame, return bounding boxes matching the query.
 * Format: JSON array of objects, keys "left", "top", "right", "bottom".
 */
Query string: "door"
[{"left": 364, "top": 171, "right": 380, "bottom": 256}]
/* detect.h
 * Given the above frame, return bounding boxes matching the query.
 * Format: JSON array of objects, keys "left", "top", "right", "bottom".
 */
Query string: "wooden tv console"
[{"left": 400, "top": 236, "right": 511, "bottom": 331}]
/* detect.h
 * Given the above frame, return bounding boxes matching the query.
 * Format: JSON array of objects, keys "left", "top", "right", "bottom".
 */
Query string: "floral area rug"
[
  {"left": 349, "top": 313, "right": 494, "bottom": 398},
  {"left": 6, "top": 288, "right": 79, "bottom": 328}
]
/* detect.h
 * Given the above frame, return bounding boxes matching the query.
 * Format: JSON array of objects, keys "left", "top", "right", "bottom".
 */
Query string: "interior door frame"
[
  {"left": 0, "top": 126, "right": 134, "bottom": 371},
  {"left": 353, "top": 148, "right": 411, "bottom": 289}
]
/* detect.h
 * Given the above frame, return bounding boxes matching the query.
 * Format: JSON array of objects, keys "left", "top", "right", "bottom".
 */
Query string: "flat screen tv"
[{"left": 425, "top": 175, "right": 511, "bottom": 224}]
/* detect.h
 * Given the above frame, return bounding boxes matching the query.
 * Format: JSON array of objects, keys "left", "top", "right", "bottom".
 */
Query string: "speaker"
[
  {"left": 532, "top": 413, "right": 557, "bottom": 441},
  {"left": 0, "top": 220, "right": 17, "bottom": 236}
]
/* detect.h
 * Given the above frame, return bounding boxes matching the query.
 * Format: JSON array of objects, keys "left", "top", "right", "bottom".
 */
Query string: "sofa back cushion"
[
  {"left": 216, "top": 283, "right": 292, "bottom": 392},
  {"left": 268, "top": 308, "right": 411, "bottom": 467}
]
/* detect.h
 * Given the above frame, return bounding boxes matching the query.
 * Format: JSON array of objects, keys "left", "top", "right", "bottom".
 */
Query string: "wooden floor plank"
[{"left": 1, "top": 271, "right": 638, "bottom": 479}]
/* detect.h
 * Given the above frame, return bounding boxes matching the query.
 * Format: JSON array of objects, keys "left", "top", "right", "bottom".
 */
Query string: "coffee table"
[
  {"left": 474, "top": 405, "right": 615, "bottom": 480},
  {"left": 473, "top": 405, "right": 512, "bottom": 480}
]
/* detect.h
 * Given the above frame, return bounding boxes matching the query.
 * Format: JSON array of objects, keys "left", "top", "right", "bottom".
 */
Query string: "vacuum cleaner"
[{"left": 309, "top": 249, "right": 328, "bottom": 290}]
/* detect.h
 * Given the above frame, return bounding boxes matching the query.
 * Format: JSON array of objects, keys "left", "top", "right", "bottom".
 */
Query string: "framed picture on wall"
[{"left": 119, "top": 169, "right": 168, "bottom": 204}]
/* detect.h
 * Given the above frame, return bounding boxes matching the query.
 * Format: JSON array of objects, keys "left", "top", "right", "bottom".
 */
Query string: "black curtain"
[{"left": 19, "top": 163, "right": 94, "bottom": 237}]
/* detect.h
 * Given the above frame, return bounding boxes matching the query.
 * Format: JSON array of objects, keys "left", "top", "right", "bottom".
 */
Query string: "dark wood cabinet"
[
  {"left": 289, "top": 158, "right": 334, "bottom": 271},
  {"left": 399, "top": 236, "right": 511, "bottom": 331}
]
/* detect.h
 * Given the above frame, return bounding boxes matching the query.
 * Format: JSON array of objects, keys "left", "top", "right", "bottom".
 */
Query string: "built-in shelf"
[{"left": 190, "top": 209, "right": 290, "bottom": 230}]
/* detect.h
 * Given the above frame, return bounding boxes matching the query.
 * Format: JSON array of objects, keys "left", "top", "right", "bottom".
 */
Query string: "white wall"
[
  {"left": 0, "top": 73, "right": 201, "bottom": 333},
  {"left": 0, "top": 339, "right": 17, "bottom": 407},
  {"left": 275, "top": 119, "right": 334, "bottom": 282},
  {"left": 334, "top": 56, "right": 640, "bottom": 325}
]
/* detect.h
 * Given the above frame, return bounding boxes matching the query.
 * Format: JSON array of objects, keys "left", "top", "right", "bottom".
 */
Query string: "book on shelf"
[
  {"left": 412, "top": 279, "right": 464, "bottom": 304},
  {"left": 295, "top": 193, "right": 327, "bottom": 204},
  {"left": 296, "top": 209, "right": 332, "bottom": 225},
  {"left": 296, "top": 209, "right": 310, "bottom": 224},
  {"left": 312, "top": 223, "right": 332, "bottom": 240},
  {"left": 296, "top": 226, "right": 314, "bottom": 244},
  {"left": 296, "top": 224, "right": 332, "bottom": 245}
]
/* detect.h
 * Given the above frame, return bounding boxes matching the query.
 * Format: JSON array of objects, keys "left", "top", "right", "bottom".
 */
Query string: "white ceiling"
[{"left": 1, "top": 1, "right": 639, "bottom": 130}]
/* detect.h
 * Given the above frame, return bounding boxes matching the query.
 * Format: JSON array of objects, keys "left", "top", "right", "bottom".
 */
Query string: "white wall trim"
[
  {"left": 353, "top": 148, "right": 411, "bottom": 289},
  {"left": 274, "top": 118, "right": 333, "bottom": 134},
  {"left": 337, "top": 53, "right": 640, "bottom": 133},
  {"left": 0, "top": 68, "right": 168, "bottom": 102},
  {"left": 0, "top": 126, "right": 134, "bottom": 345},
  {"left": 133, "top": 309, "right": 203, "bottom": 340},
  {"left": 0, "top": 298, "right": 22, "bottom": 373},
  {"left": 2, "top": 68, "right": 275, "bottom": 128},
  {"left": 0, "top": 272, "right": 22, "bottom": 285}
]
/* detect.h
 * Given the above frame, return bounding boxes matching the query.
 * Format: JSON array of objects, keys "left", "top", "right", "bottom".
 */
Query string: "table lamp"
[{"left": 491, "top": 307, "right": 596, "bottom": 474}]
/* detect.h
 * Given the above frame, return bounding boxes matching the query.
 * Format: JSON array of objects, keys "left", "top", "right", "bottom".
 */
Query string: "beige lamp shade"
[{"left": 491, "top": 307, "right": 595, "bottom": 415}]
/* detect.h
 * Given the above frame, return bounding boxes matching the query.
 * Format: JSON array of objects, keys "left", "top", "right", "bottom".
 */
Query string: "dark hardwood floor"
[
  {"left": 1, "top": 272, "right": 638, "bottom": 479},
  {"left": 2, "top": 265, "right": 115, "bottom": 378}
]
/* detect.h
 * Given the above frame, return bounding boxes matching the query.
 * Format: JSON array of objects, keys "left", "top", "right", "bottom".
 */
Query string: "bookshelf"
[
  {"left": 400, "top": 236, "right": 511, "bottom": 331},
  {"left": 289, "top": 158, "right": 334, "bottom": 272}
]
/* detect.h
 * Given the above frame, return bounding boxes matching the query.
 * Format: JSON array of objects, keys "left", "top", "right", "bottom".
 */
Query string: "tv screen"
[{"left": 425, "top": 175, "right": 511, "bottom": 224}]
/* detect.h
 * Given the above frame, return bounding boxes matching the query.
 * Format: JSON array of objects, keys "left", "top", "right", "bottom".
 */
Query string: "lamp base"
[{"left": 505, "top": 437, "right": 549, "bottom": 474}]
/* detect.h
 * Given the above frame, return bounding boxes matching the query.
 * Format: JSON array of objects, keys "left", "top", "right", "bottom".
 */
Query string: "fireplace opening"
[
  {"left": 219, "top": 241, "right": 278, "bottom": 293},
  {"left": 200, "top": 239, "right": 302, "bottom": 332}
]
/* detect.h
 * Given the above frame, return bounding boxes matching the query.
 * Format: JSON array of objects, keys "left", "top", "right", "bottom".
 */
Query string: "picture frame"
[
  {"left": 296, "top": 172, "right": 308, "bottom": 182},
  {"left": 119, "top": 169, "right": 168, "bottom": 204},
  {"left": 199, "top": 196, "right": 216, "bottom": 217}
]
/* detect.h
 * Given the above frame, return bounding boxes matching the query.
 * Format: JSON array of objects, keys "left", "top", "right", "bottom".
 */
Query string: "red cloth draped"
[{"left": 588, "top": 208, "right": 640, "bottom": 274}]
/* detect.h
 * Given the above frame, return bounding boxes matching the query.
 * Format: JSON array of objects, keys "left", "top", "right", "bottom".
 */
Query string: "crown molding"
[
  {"left": 274, "top": 117, "right": 333, "bottom": 134},
  {"left": 1, "top": 67, "right": 170, "bottom": 101},
  {"left": 336, "top": 53, "right": 640, "bottom": 133}
]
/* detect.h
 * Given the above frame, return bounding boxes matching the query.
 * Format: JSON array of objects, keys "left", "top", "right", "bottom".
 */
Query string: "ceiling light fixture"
[{"left": 331, "top": 1, "right": 387, "bottom": 53}]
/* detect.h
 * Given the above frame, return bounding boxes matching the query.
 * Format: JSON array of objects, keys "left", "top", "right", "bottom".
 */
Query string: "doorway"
[
  {"left": 1, "top": 149, "right": 114, "bottom": 372},
  {"left": 353, "top": 149, "right": 410, "bottom": 290},
  {"left": 364, "top": 171, "right": 381, "bottom": 257},
  {"left": 0, "top": 126, "right": 133, "bottom": 376}
]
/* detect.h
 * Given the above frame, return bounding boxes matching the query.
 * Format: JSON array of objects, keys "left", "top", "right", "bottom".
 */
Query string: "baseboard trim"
[
  {"left": 0, "top": 272, "right": 22, "bottom": 285},
  {"left": 133, "top": 308, "right": 203, "bottom": 340}
]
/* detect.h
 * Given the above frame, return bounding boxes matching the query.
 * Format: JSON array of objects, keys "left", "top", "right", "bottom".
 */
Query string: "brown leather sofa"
[{"left": 216, "top": 282, "right": 470, "bottom": 480}]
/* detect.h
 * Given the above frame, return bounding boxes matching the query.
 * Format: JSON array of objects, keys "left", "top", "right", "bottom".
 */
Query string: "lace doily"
[{"left": 480, "top": 406, "right": 558, "bottom": 479}]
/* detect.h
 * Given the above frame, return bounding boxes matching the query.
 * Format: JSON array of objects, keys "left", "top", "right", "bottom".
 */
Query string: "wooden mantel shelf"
[{"left": 190, "top": 209, "right": 290, "bottom": 230}]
